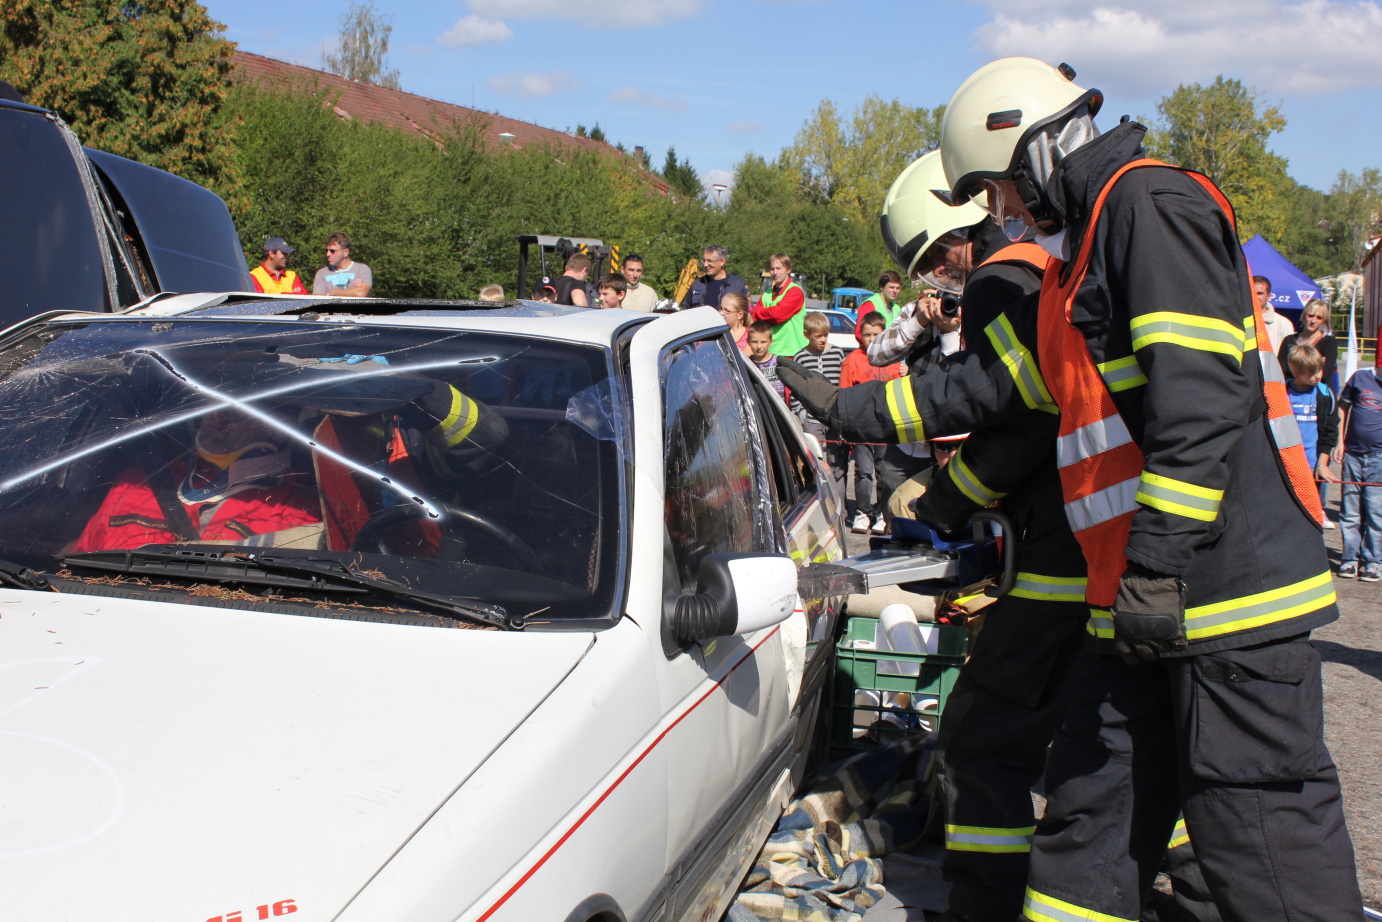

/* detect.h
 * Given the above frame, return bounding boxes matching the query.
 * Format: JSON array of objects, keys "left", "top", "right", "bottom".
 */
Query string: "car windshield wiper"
[
  {"left": 0, "top": 556, "right": 53, "bottom": 592},
  {"left": 63, "top": 546, "right": 520, "bottom": 631}
]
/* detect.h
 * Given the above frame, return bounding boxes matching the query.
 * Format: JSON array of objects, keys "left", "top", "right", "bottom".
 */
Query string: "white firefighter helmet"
[
  {"left": 939, "top": 58, "right": 1102, "bottom": 207},
  {"left": 879, "top": 150, "right": 989, "bottom": 291}
]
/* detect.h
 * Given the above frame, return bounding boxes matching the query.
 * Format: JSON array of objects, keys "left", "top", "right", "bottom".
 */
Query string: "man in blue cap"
[{"left": 250, "top": 237, "right": 309, "bottom": 295}]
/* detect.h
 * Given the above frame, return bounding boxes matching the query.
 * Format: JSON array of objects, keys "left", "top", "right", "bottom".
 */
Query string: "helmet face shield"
[
  {"left": 914, "top": 231, "right": 970, "bottom": 293},
  {"left": 979, "top": 179, "right": 1036, "bottom": 242}
]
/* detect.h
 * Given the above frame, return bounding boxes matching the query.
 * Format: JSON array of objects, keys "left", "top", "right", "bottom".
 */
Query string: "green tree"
[
  {"left": 661, "top": 146, "right": 704, "bottom": 201},
  {"left": 1328, "top": 168, "right": 1382, "bottom": 272},
  {"left": 1144, "top": 76, "right": 1289, "bottom": 241},
  {"left": 323, "top": 1, "right": 400, "bottom": 90},
  {"left": 0, "top": 0, "right": 237, "bottom": 190},
  {"left": 784, "top": 99, "right": 845, "bottom": 204},
  {"left": 1274, "top": 176, "right": 1336, "bottom": 280},
  {"left": 784, "top": 95, "right": 945, "bottom": 222},
  {"left": 728, "top": 153, "right": 797, "bottom": 210},
  {"left": 226, "top": 76, "right": 702, "bottom": 300}
]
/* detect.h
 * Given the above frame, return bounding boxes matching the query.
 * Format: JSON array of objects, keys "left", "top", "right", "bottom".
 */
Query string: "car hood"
[{"left": 0, "top": 589, "right": 594, "bottom": 922}]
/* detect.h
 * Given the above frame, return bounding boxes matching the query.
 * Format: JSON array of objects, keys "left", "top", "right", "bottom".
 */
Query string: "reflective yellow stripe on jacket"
[
  {"left": 1135, "top": 472, "right": 1223, "bottom": 523},
  {"left": 1184, "top": 571, "right": 1335, "bottom": 640},
  {"left": 985, "top": 315, "right": 1057, "bottom": 413},
  {"left": 945, "top": 824, "right": 1034, "bottom": 853},
  {"left": 429, "top": 386, "right": 481, "bottom": 448},
  {"left": 947, "top": 451, "right": 1006, "bottom": 506},
  {"left": 885, "top": 378, "right": 925, "bottom": 443},
  {"left": 1097, "top": 355, "right": 1146, "bottom": 392},
  {"left": 1129, "top": 311, "right": 1250, "bottom": 361},
  {"left": 1168, "top": 817, "right": 1190, "bottom": 850},
  {"left": 1087, "top": 607, "right": 1114, "bottom": 638},
  {"left": 1087, "top": 571, "right": 1336, "bottom": 640},
  {"left": 1010, "top": 573, "right": 1087, "bottom": 603}
]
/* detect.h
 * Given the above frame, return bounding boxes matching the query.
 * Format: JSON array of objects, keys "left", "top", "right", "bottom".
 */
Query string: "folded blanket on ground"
[{"left": 729, "top": 734, "right": 937, "bottom": 922}]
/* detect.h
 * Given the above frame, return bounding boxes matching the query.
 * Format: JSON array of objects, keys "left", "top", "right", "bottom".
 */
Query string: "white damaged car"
[{"left": 0, "top": 297, "right": 851, "bottom": 922}]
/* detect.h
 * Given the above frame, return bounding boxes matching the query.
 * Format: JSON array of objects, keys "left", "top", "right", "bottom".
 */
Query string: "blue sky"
[{"left": 208, "top": 0, "right": 1382, "bottom": 194}]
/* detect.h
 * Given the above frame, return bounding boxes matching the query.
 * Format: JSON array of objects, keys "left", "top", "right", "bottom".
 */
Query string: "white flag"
[{"left": 1345, "top": 285, "right": 1359, "bottom": 387}]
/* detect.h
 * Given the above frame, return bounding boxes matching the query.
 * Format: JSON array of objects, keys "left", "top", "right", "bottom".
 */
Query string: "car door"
[
  {"left": 743, "top": 361, "right": 847, "bottom": 697},
  {"left": 623, "top": 309, "right": 806, "bottom": 920}
]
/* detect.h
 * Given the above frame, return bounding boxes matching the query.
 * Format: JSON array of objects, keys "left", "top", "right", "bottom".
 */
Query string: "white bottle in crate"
[{"left": 878, "top": 603, "right": 924, "bottom": 677}]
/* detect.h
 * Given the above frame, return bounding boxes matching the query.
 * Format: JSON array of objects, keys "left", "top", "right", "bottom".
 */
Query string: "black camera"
[{"left": 940, "top": 293, "right": 961, "bottom": 317}]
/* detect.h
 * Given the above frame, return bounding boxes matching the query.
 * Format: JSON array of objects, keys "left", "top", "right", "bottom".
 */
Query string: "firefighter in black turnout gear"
[
  {"left": 788, "top": 58, "right": 1361, "bottom": 922},
  {"left": 787, "top": 150, "right": 1090, "bottom": 922}
]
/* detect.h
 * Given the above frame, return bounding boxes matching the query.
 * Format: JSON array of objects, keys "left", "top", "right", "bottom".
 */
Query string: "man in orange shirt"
[{"left": 250, "top": 237, "right": 309, "bottom": 295}]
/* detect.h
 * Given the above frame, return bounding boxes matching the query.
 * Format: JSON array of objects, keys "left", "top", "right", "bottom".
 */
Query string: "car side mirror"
[{"left": 669, "top": 552, "right": 797, "bottom": 648}]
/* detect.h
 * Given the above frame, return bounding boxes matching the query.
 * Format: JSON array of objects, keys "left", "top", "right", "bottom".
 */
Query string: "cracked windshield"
[{"left": 0, "top": 320, "right": 621, "bottom": 623}]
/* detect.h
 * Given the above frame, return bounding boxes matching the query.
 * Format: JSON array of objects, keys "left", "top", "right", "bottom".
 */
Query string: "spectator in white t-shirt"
[
  {"left": 1253, "top": 275, "right": 1293, "bottom": 354},
  {"left": 620, "top": 254, "right": 659, "bottom": 312}
]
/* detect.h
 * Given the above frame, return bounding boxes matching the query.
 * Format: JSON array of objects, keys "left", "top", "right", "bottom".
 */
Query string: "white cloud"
[
  {"left": 705, "top": 169, "right": 736, "bottom": 189},
  {"left": 438, "top": 14, "right": 514, "bottom": 47},
  {"left": 608, "top": 85, "right": 687, "bottom": 112},
  {"left": 972, "top": 0, "right": 1382, "bottom": 98},
  {"left": 470, "top": 0, "right": 702, "bottom": 28},
  {"left": 726, "top": 120, "right": 762, "bottom": 135},
  {"left": 485, "top": 70, "right": 584, "bottom": 97}
]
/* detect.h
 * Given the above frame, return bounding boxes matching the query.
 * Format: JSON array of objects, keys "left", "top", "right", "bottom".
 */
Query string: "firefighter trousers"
[
  {"left": 935, "top": 600, "right": 1087, "bottom": 922},
  {"left": 1024, "top": 635, "right": 1362, "bottom": 922}
]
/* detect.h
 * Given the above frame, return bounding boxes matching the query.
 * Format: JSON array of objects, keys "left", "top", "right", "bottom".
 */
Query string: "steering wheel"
[{"left": 348, "top": 501, "right": 550, "bottom": 578}]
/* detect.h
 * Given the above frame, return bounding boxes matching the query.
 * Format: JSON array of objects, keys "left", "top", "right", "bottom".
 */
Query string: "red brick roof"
[{"left": 231, "top": 51, "right": 670, "bottom": 194}]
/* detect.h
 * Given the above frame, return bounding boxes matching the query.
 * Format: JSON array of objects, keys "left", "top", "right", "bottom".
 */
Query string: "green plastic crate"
[{"left": 831, "top": 616, "right": 967, "bottom": 753}]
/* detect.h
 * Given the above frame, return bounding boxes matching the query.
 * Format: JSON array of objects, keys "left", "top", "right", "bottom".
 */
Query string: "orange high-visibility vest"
[
  {"left": 977, "top": 241, "right": 1049, "bottom": 274},
  {"left": 1035, "top": 159, "right": 1322, "bottom": 607},
  {"left": 250, "top": 265, "right": 304, "bottom": 295}
]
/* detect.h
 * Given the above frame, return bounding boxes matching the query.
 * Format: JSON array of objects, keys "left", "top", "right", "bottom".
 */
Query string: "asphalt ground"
[{"left": 839, "top": 481, "right": 1382, "bottom": 918}]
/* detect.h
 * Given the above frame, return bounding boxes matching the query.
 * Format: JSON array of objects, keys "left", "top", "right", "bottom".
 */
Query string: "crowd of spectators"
[{"left": 250, "top": 235, "right": 1358, "bottom": 553}]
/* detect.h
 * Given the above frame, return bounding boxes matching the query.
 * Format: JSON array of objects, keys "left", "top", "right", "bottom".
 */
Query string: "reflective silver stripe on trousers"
[
  {"left": 1056, "top": 415, "right": 1134, "bottom": 469},
  {"left": 944, "top": 826, "right": 1034, "bottom": 852},
  {"left": 1066, "top": 478, "right": 1140, "bottom": 532},
  {"left": 1024, "top": 888, "right": 1138, "bottom": 922}
]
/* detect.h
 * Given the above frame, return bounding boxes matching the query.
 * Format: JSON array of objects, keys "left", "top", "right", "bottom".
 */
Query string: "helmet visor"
[
  {"left": 914, "top": 231, "right": 969, "bottom": 293},
  {"left": 979, "top": 179, "right": 1035, "bottom": 243}
]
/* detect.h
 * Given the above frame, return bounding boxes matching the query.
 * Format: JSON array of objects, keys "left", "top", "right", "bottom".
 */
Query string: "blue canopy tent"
[{"left": 1242, "top": 234, "right": 1321, "bottom": 326}]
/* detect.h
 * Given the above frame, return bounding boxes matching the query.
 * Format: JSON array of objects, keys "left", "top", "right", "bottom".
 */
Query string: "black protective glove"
[
  {"left": 1112, "top": 563, "right": 1188, "bottom": 664},
  {"left": 910, "top": 489, "right": 970, "bottom": 536},
  {"left": 776, "top": 358, "right": 839, "bottom": 424}
]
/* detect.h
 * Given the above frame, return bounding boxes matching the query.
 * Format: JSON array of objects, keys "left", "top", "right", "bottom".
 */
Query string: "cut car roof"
[{"left": 58, "top": 292, "right": 659, "bottom": 348}]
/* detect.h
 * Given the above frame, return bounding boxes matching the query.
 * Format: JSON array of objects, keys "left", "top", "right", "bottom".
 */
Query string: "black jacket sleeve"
[
  {"left": 1100, "top": 171, "right": 1257, "bottom": 575},
  {"left": 917, "top": 412, "right": 1061, "bottom": 527},
  {"left": 834, "top": 300, "right": 1048, "bottom": 445}
]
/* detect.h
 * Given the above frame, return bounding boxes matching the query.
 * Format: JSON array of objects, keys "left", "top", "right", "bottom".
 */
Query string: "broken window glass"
[{"left": 0, "top": 319, "right": 624, "bottom": 624}]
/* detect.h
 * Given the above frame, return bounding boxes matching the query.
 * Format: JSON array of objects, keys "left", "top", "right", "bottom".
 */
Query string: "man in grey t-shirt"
[{"left": 313, "top": 232, "right": 373, "bottom": 297}]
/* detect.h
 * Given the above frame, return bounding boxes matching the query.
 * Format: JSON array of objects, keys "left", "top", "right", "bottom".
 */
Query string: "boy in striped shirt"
[{"left": 791, "top": 311, "right": 847, "bottom": 501}]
